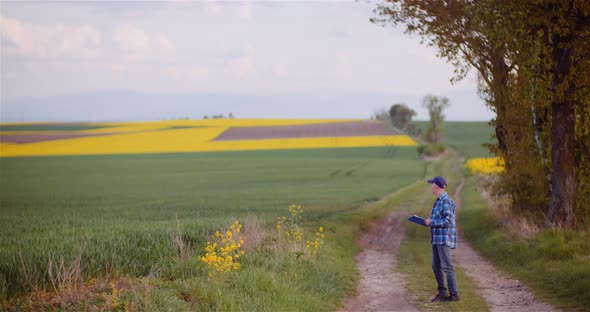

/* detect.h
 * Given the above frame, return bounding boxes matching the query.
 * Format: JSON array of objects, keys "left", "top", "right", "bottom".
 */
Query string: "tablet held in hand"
[{"left": 408, "top": 215, "right": 427, "bottom": 227}]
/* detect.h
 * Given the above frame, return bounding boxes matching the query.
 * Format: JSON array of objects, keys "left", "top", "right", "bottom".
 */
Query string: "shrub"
[
  {"left": 465, "top": 157, "right": 505, "bottom": 175},
  {"left": 416, "top": 143, "right": 446, "bottom": 157}
]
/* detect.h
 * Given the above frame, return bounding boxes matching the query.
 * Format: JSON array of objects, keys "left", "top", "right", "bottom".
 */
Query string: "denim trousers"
[{"left": 432, "top": 244, "right": 458, "bottom": 296}]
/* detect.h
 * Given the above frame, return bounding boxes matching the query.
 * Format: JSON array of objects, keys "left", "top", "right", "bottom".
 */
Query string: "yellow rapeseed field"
[
  {"left": 0, "top": 119, "right": 417, "bottom": 157},
  {"left": 465, "top": 157, "right": 505, "bottom": 175}
]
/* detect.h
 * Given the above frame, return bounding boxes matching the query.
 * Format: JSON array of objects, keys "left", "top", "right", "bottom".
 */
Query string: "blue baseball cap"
[{"left": 427, "top": 176, "right": 447, "bottom": 189}]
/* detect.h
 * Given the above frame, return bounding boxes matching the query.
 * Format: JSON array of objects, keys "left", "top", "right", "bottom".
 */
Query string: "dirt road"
[
  {"left": 339, "top": 179, "right": 558, "bottom": 312},
  {"left": 339, "top": 211, "right": 418, "bottom": 312}
]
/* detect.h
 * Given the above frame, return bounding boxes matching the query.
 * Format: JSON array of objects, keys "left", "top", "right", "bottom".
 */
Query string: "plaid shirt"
[{"left": 430, "top": 192, "right": 457, "bottom": 249}]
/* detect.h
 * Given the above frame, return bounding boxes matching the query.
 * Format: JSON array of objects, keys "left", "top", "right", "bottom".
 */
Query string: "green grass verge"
[
  {"left": 461, "top": 175, "right": 590, "bottom": 311},
  {"left": 99, "top": 179, "right": 446, "bottom": 311},
  {"left": 136, "top": 179, "right": 432, "bottom": 311},
  {"left": 164, "top": 246, "right": 355, "bottom": 311}
]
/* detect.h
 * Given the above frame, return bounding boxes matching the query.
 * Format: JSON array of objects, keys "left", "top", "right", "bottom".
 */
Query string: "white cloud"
[
  {"left": 226, "top": 43, "right": 255, "bottom": 78},
  {"left": 186, "top": 67, "right": 209, "bottom": 81},
  {"left": 335, "top": 52, "right": 350, "bottom": 65},
  {"left": 271, "top": 64, "right": 289, "bottom": 77},
  {"left": 207, "top": 0, "right": 224, "bottom": 16},
  {"left": 168, "top": 66, "right": 209, "bottom": 82},
  {"left": 0, "top": 15, "right": 101, "bottom": 58},
  {"left": 243, "top": 42, "right": 255, "bottom": 56},
  {"left": 112, "top": 23, "right": 175, "bottom": 58},
  {"left": 333, "top": 52, "right": 353, "bottom": 79},
  {"left": 240, "top": 1, "right": 252, "bottom": 19},
  {"left": 153, "top": 34, "right": 175, "bottom": 53},
  {"left": 230, "top": 57, "right": 253, "bottom": 78},
  {"left": 112, "top": 23, "right": 149, "bottom": 52}
]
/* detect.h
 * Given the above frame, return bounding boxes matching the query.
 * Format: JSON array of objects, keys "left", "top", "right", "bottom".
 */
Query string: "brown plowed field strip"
[
  {"left": 0, "top": 133, "right": 121, "bottom": 144},
  {"left": 213, "top": 121, "right": 398, "bottom": 141}
]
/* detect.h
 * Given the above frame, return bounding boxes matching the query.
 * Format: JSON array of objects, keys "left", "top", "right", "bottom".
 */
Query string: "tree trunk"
[
  {"left": 545, "top": 99, "right": 576, "bottom": 227},
  {"left": 544, "top": 41, "right": 577, "bottom": 228},
  {"left": 494, "top": 113, "right": 507, "bottom": 152},
  {"left": 490, "top": 49, "right": 510, "bottom": 153}
]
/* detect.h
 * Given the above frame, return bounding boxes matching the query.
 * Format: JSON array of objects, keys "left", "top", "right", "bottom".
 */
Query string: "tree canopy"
[
  {"left": 373, "top": 0, "right": 590, "bottom": 228},
  {"left": 422, "top": 95, "right": 449, "bottom": 145},
  {"left": 389, "top": 104, "right": 415, "bottom": 129}
]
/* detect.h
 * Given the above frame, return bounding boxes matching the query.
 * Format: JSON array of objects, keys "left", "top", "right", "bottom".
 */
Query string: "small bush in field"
[{"left": 417, "top": 143, "right": 446, "bottom": 157}]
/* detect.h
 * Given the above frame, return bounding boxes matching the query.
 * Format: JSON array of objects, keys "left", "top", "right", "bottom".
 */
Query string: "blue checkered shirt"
[{"left": 429, "top": 192, "right": 457, "bottom": 249}]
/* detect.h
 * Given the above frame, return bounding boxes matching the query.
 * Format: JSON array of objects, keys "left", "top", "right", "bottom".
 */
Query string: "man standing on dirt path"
[{"left": 425, "top": 176, "right": 460, "bottom": 302}]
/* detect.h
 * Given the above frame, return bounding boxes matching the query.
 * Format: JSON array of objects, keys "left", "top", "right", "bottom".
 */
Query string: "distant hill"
[{"left": 0, "top": 89, "right": 493, "bottom": 123}]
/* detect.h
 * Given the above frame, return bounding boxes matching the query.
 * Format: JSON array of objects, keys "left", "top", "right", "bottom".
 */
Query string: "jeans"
[{"left": 432, "top": 244, "right": 458, "bottom": 296}]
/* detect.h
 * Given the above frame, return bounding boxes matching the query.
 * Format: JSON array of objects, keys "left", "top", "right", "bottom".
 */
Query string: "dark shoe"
[
  {"left": 446, "top": 294, "right": 460, "bottom": 302},
  {"left": 431, "top": 293, "right": 448, "bottom": 302}
]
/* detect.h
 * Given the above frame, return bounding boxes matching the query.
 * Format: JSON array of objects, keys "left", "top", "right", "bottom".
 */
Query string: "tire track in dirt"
[
  {"left": 339, "top": 210, "right": 419, "bottom": 312},
  {"left": 339, "top": 174, "right": 558, "bottom": 312},
  {"left": 453, "top": 178, "right": 559, "bottom": 312}
]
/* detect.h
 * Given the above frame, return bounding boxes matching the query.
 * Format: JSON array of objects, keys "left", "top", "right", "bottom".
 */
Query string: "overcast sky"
[{"left": 0, "top": 1, "right": 493, "bottom": 121}]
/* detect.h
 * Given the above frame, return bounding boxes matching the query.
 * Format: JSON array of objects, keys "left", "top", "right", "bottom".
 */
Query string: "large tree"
[
  {"left": 373, "top": 0, "right": 590, "bottom": 227},
  {"left": 389, "top": 103, "right": 416, "bottom": 130},
  {"left": 422, "top": 95, "right": 449, "bottom": 144},
  {"left": 520, "top": 1, "right": 590, "bottom": 227},
  {"left": 371, "top": 0, "right": 547, "bottom": 218},
  {"left": 371, "top": 0, "right": 516, "bottom": 152},
  {"left": 490, "top": 0, "right": 590, "bottom": 227}
]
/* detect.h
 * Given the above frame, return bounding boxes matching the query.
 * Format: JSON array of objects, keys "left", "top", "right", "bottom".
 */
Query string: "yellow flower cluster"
[
  {"left": 306, "top": 226, "right": 325, "bottom": 256},
  {"left": 200, "top": 220, "right": 245, "bottom": 276},
  {"left": 276, "top": 204, "right": 304, "bottom": 241},
  {"left": 276, "top": 204, "right": 326, "bottom": 258},
  {"left": 465, "top": 157, "right": 505, "bottom": 175},
  {"left": 1, "top": 119, "right": 417, "bottom": 157}
]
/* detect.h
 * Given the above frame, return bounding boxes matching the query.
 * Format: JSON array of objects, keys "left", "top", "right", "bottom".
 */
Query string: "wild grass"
[
  {"left": 240, "top": 214, "right": 266, "bottom": 252},
  {"left": 474, "top": 175, "right": 542, "bottom": 239},
  {"left": 461, "top": 174, "right": 590, "bottom": 311}
]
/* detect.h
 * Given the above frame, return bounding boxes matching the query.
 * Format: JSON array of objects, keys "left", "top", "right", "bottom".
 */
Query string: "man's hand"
[{"left": 425, "top": 218, "right": 431, "bottom": 226}]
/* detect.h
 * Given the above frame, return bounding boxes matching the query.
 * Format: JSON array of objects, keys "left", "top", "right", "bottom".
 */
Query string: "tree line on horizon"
[
  {"left": 374, "top": 94, "right": 449, "bottom": 157},
  {"left": 372, "top": 0, "right": 590, "bottom": 228}
]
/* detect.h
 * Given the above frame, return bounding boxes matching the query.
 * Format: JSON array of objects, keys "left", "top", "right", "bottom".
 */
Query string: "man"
[{"left": 424, "top": 176, "right": 459, "bottom": 302}]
